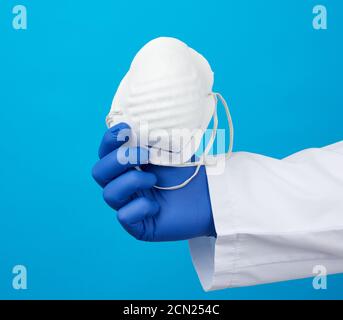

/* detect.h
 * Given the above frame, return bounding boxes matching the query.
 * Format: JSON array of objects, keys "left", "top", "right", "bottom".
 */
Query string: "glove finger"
[
  {"left": 98, "top": 123, "right": 131, "bottom": 159},
  {"left": 92, "top": 146, "right": 149, "bottom": 187},
  {"left": 103, "top": 170, "right": 157, "bottom": 210},
  {"left": 117, "top": 197, "right": 160, "bottom": 240}
]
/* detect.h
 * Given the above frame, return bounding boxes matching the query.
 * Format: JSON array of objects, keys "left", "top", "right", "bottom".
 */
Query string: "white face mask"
[{"left": 106, "top": 37, "right": 233, "bottom": 190}]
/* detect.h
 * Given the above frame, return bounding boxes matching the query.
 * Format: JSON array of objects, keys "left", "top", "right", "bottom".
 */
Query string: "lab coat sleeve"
[{"left": 189, "top": 141, "right": 343, "bottom": 291}]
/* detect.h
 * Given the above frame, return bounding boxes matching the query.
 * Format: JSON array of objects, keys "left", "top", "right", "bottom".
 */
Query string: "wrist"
[{"left": 207, "top": 210, "right": 217, "bottom": 237}]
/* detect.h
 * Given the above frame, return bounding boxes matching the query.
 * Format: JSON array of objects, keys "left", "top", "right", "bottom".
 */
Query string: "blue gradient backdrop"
[{"left": 0, "top": 0, "right": 342, "bottom": 299}]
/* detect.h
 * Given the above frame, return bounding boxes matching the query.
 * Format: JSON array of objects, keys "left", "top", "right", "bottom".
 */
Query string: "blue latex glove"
[{"left": 92, "top": 123, "right": 216, "bottom": 241}]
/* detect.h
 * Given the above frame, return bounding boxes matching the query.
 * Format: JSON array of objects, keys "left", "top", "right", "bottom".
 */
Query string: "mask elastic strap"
[
  {"left": 214, "top": 92, "right": 234, "bottom": 160},
  {"left": 152, "top": 95, "right": 218, "bottom": 190},
  {"left": 166, "top": 92, "right": 233, "bottom": 167},
  {"left": 153, "top": 164, "right": 202, "bottom": 190},
  {"left": 153, "top": 92, "right": 235, "bottom": 190}
]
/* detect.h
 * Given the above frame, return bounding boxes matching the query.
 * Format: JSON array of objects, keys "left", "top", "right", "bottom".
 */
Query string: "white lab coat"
[{"left": 189, "top": 141, "right": 343, "bottom": 291}]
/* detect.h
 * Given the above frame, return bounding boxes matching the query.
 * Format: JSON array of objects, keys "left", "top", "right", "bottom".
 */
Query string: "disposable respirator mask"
[{"left": 106, "top": 37, "right": 233, "bottom": 190}]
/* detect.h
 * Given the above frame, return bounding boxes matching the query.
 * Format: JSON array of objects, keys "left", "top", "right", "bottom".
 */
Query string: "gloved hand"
[{"left": 92, "top": 123, "right": 216, "bottom": 241}]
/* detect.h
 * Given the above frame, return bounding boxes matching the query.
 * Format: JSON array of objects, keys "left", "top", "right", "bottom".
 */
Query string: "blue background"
[{"left": 0, "top": 0, "right": 342, "bottom": 299}]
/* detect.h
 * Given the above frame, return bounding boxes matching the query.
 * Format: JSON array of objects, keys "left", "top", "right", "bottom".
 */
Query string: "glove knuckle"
[
  {"left": 100, "top": 133, "right": 112, "bottom": 152},
  {"left": 126, "top": 227, "right": 145, "bottom": 241},
  {"left": 117, "top": 209, "right": 128, "bottom": 224},
  {"left": 133, "top": 232, "right": 145, "bottom": 241},
  {"left": 103, "top": 186, "right": 120, "bottom": 207},
  {"left": 91, "top": 163, "right": 103, "bottom": 184},
  {"left": 127, "top": 170, "right": 143, "bottom": 189},
  {"left": 138, "top": 197, "right": 152, "bottom": 214}
]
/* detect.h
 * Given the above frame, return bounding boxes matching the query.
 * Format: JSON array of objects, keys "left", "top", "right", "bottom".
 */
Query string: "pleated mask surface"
[{"left": 106, "top": 37, "right": 233, "bottom": 190}]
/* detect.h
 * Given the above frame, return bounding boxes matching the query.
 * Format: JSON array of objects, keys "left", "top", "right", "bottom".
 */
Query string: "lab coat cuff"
[
  {"left": 189, "top": 150, "right": 343, "bottom": 290},
  {"left": 189, "top": 159, "right": 238, "bottom": 291},
  {"left": 188, "top": 235, "right": 239, "bottom": 291}
]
